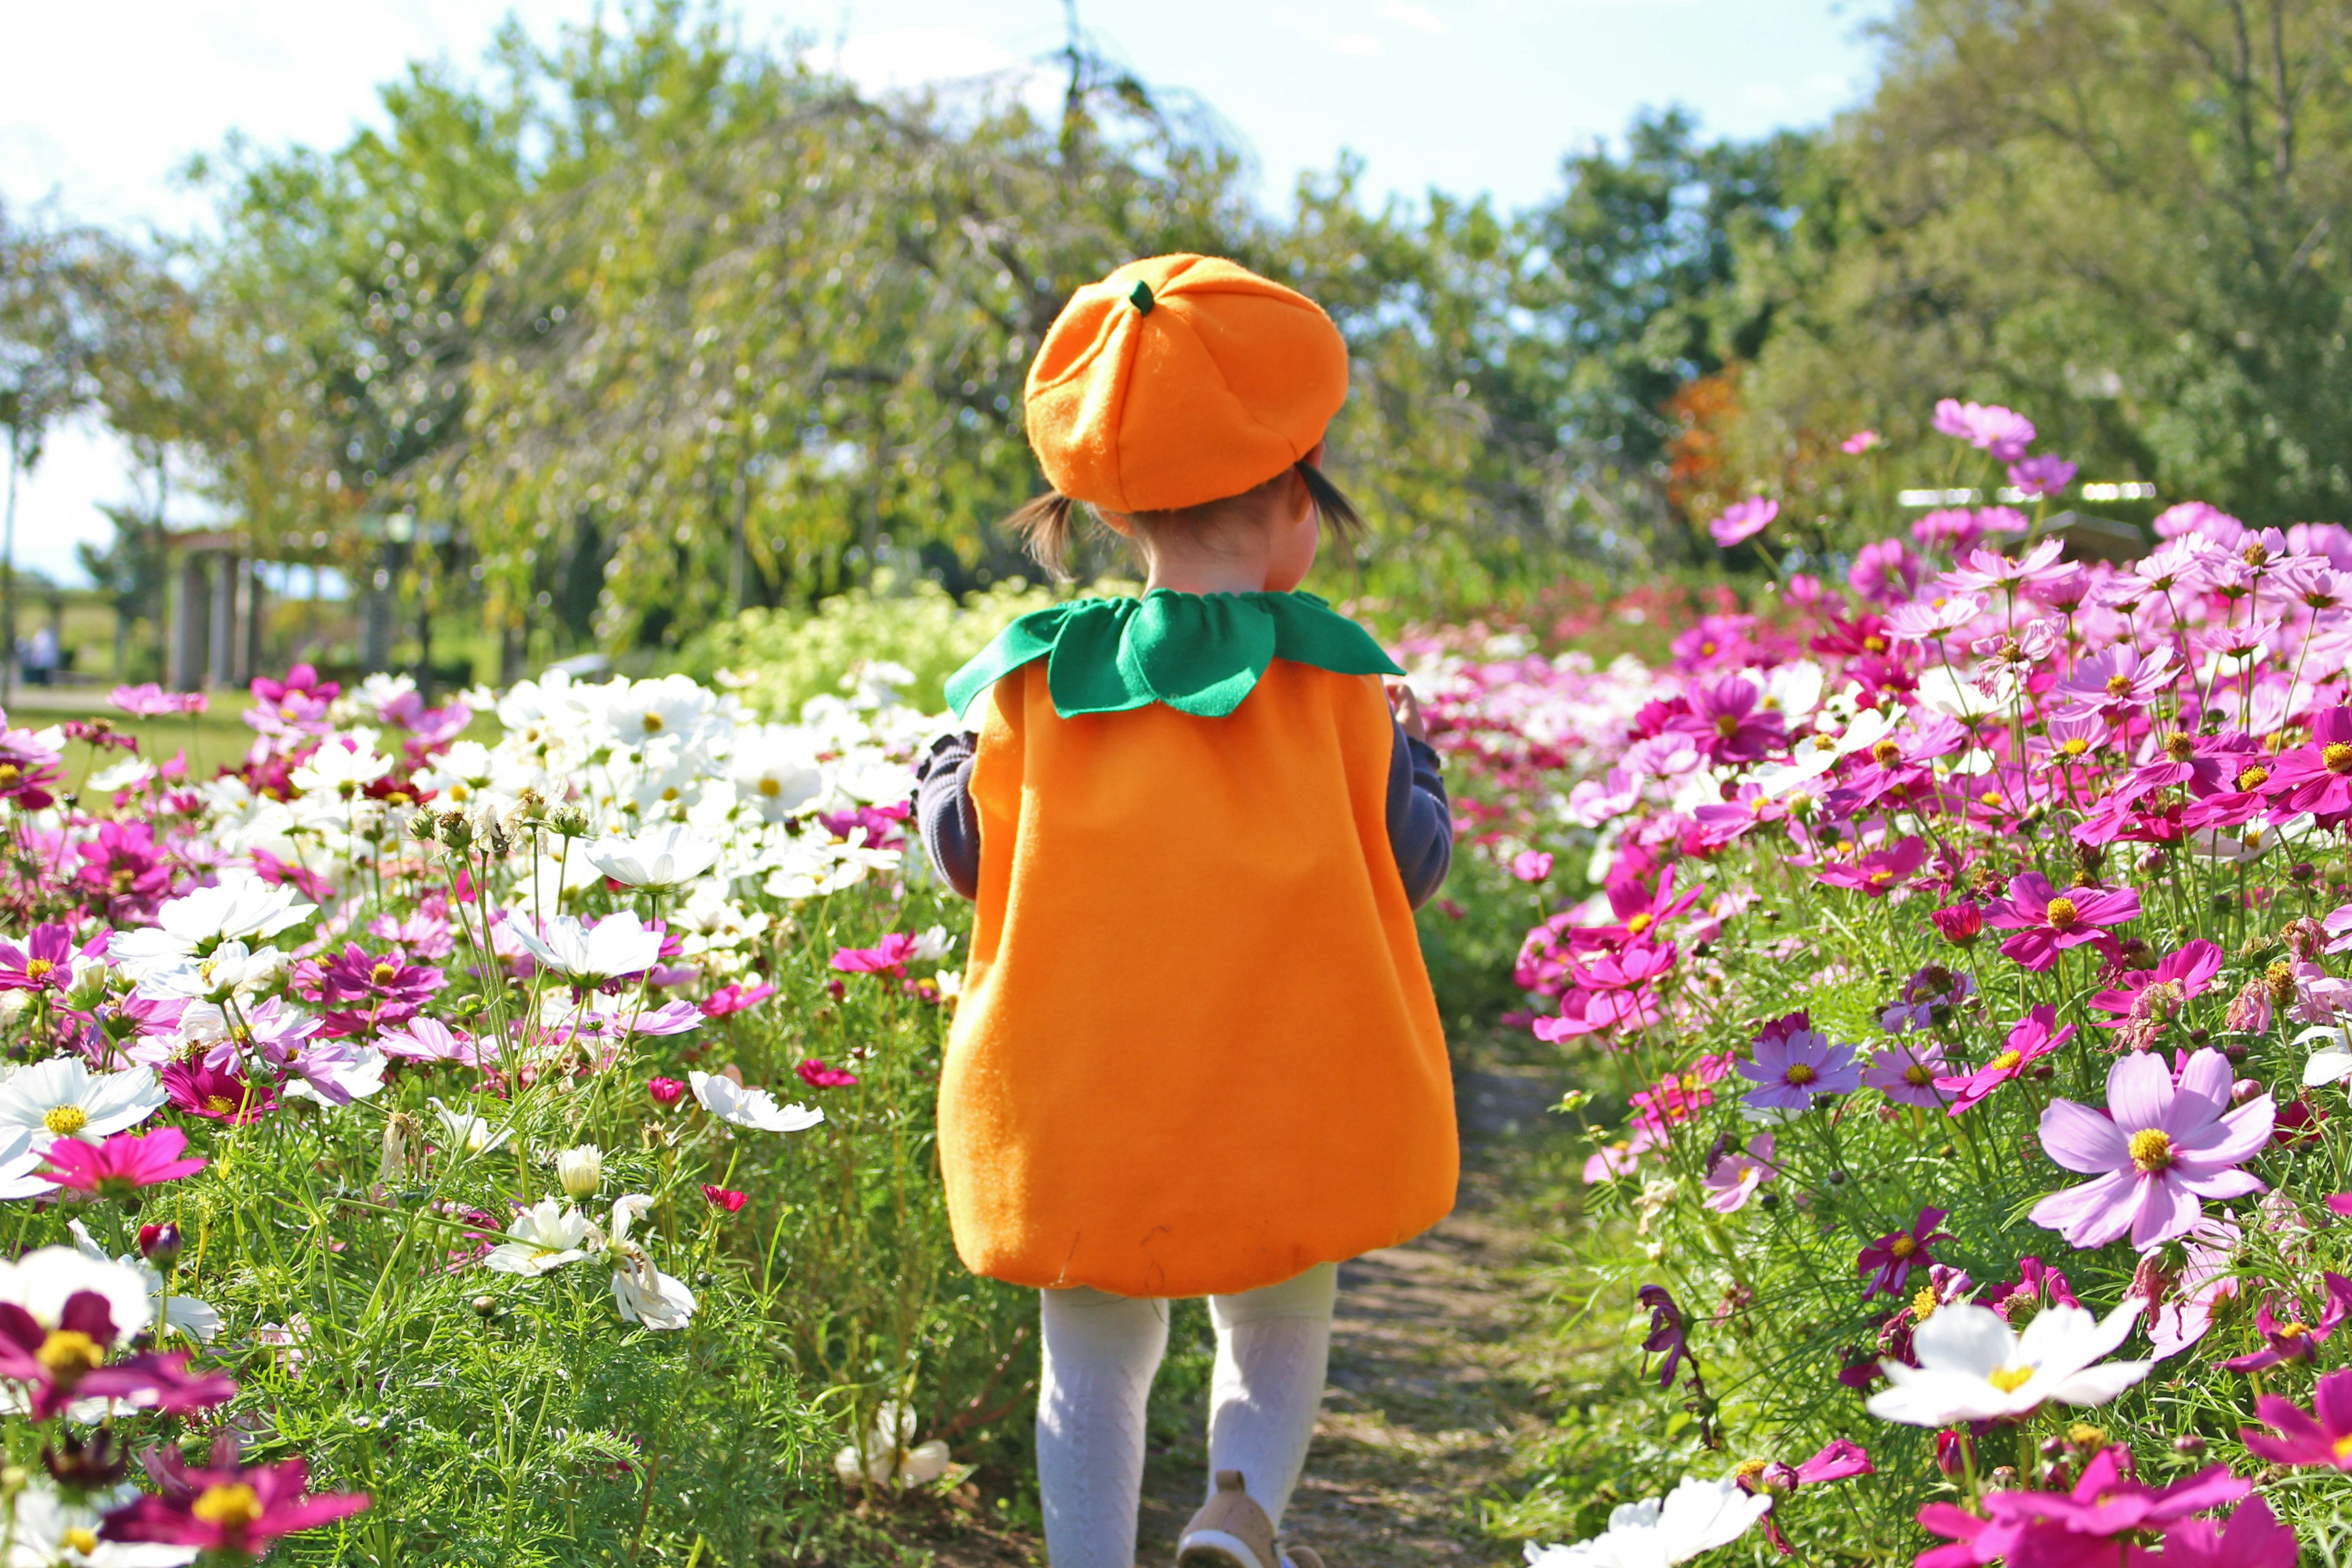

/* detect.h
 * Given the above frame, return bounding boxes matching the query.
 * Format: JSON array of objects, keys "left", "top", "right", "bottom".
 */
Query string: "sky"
[{"left": 0, "top": 0, "right": 1894, "bottom": 587}]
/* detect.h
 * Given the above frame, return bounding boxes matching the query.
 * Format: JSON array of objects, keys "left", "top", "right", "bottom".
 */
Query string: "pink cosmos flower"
[
  {"left": 2132, "top": 1497, "right": 2299, "bottom": 1568},
  {"left": 795, "top": 1057, "right": 859, "bottom": 1090},
  {"left": 1628, "top": 1052, "right": 1736, "bottom": 1136},
  {"left": 1740, "top": 1438, "right": 1873, "bottom": 1554},
  {"left": 305, "top": 944, "right": 444, "bottom": 1037},
  {"left": 2006, "top": 454, "right": 2077, "bottom": 496},
  {"left": 102, "top": 1434, "right": 368, "bottom": 1555},
  {"left": 830, "top": 933, "right": 919, "bottom": 976},
  {"left": 701, "top": 1185, "right": 750, "bottom": 1213},
  {"left": 0, "top": 922, "right": 87, "bottom": 994},
  {"left": 647, "top": 1076, "right": 687, "bottom": 1107},
  {"left": 1702, "top": 1133, "right": 1774, "bottom": 1213},
  {"left": 1917, "top": 1449, "right": 2244, "bottom": 1568},
  {"left": 75, "top": 821, "right": 173, "bottom": 914},
  {"left": 1942, "top": 538, "right": 2071, "bottom": 596},
  {"left": 2220, "top": 1273, "right": 2352, "bottom": 1371},
  {"left": 2245, "top": 1368, "right": 2352, "bottom": 1473},
  {"left": 1935, "top": 1005, "right": 2073, "bottom": 1115},
  {"left": 2268, "top": 705, "right": 2352, "bottom": 816},
  {"left": 1583, "top": 1125, "right": 1659, "bottom": 1184},
  {"left": 2053, "top": 644, "right": 2177, "bottom": 718},
  {"left": 1738, "top": 1019, "right": 1863, "bottom": 1112},
  {"left": 1857, "top": 1207, "right": 1953, "bottom": 1299},
  {"left": 0, "top": 1289, "right": 230, "bottom": 1419},
  {"left": 1848, "top": 538, "right": 1918, "bottom": 605},
  {"left": 1985, "top": 872, "right": 2139, "bottom": 970},
  {"left": 1567, "top": 869, "right": 1704, "bottom": 951},
  {"left": 1885, "top": 592, "right": 1988, "bottom": 641},
  {"left": 2090, "top": 940, "right": 2223, "bottom": 1050},
  {"left": 1863, "top": 1039, "right": 1953, "bottom": 1110},
  {"left": 1841, "top": 429, "right": 1880, "bottom": 454},
  {"left": 40, "top": 1126, "right": 208, "bottom": 1200},
  {"left": 1675, "top": 676, "right": 1785, "bottom": 764},
  {"left": 1709, "top": 497, "right": 1778, "bottom": 548},
  {"left": 1987, "top": 1256, "right": 2079, "bottom": 1322},
  {"left": 1508, "top": 850, "right": 1553, "bottom": 883},
  {"left": 1813, "top": 835, "right": 1926, "bottom": 898},
  {"left": 160, "top": 1058, "right": 276, "bottom": 1125},
  {"left": 110, "top": 683, "right": 208, "bottom": 717},
  {"left": 701, "top": 981, "right": 778, "bottom": 1018},
  {"left": 2029, "top": 1047, "right": 2273, "bottom": 1250},
  {"left": 377, "top": 1017, "right": 483, "bottom": 1065},
  {"left": 1929, "top": 902, "right": 1983, "bottom": 945},
  {"left": 1931, "top": 398, "right": 2038, "bottom": 461}
]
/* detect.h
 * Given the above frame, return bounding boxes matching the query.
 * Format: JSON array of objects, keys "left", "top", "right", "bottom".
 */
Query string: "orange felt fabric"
[
  {"left": 938, "top": 658, "right": 1458, "bottom": 1299},
  {"left": 1023, "top": 255, "right": 1351, "bottom": 514}
]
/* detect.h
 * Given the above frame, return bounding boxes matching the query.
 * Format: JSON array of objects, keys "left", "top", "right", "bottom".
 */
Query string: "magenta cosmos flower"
[
  {"left": 831, "top": 933, "right": 918, "bottom": 976},
  {"left": 2137, "top": 1498, "right": 2299, "bottom": 1568},
  {"left": 40, "top": 1126, "right": 208, "bottom": 1202},
  {"left": 1857, "top": 1207, "right": 1953, "bottom": 1299},
  {"left": 1814, "top": 835, "right": 1926, "bottom": 899},
  {"left": 2090, "top": 940, "right": 2223, "bottom": 1050},
  {"left": 103, "top": 1434, "right": 368, "bottom": 1555},
  {"left": 2220, "top": 1273, "right": 2352, "bottom": 1372},
  {"left": 2029, "top": 1047, "right": 2272, "bottom": 1250},
  {"left": 1934, "top": 1005, "right": 2073, "bottom": 1115},
  {"left": 1986, "top": 872, "right": 2139, "bottom": 970},
  {"left": 2244, "top": 1368, "right": 2352, "bottom": 1471},
  {"left": 1738, "top": 1017, "right": 1862, "bottom": 1112},
  {"left": 1675, "top": 676, "right": 1785, "bottom": 764},
  {"left": 2269, "top": 706, "right": 2352, "bottom": 816},
  {"left": 1917, "top": 1448, "right": 2245, "bottom": 1568},
  {"left": 1709, "top": 497, "right": 1777, "bottom": 547},
  {"left": 795, "top": 1057, "right": 859, "bottom": 1090}
]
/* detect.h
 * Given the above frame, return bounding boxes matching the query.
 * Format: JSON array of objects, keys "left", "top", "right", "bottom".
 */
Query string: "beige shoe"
[{"left": 1177, "top": 1471, "right": 1280, "bottom": 1568}]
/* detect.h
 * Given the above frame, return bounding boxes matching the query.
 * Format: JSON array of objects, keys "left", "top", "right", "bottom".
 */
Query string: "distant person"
[
  {"left": 22, "top": 626, "right": 57, "bottom": 687},
  {"left": 914, "top": 256, "right": 1455, "bottom": 1568}
]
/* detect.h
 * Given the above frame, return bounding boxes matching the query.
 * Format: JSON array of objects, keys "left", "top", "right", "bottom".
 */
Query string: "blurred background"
[{"left": 1, "top": 0, "right": 2344, "bottom": 704}]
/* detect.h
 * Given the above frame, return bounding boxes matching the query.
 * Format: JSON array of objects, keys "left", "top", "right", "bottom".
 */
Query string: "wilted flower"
[
  {"left": 606, "top": 1195, "right": 696, "bottom": 1330},
  {"left": 833, "top": 1401, "right": 952, "bottom": 1490}
]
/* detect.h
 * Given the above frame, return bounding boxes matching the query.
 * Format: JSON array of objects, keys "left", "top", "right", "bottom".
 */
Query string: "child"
[{"left": 914, "top": 254, "right": 1457, "bottom": 1568}]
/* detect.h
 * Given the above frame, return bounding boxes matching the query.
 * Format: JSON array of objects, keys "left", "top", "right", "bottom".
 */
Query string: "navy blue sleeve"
[
  {"left": 912, "top": 731, "right": 981, "bottom": 900},
  {"left": 1385, "top": 722, "right": 1452, "bottom": 908}
]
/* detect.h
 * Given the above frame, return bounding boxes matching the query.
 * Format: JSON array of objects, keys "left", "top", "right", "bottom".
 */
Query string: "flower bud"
[
  {"left": 646, "top": 1076, "right": 686, "bottom": 1107},
  {"left": 472, "top": 1295, "right": 499, "bottom": 1317},
  {"left": 136, "top": 1223, "right": 182, "bottom": 1271},
  {"left": 549, "top": 805, "right": 591, "bottom": 839},
  {"left": 2173, "top": 1434, "right": 2206, "bottom": 1457},
  {"left": 437, "top": 810, "right": 473, "bottom": 850},
  {"left": 1930, "top": 903, "right": 1983, "bottom": 946},
  {"left": 1988, "top": 1466, "right": 2018, "bottom": 1490},
  {"left": 409, "top": 813, "right": 439, "bottom": 842},
  {"left": 2232, "top": 1078, "right": 2264, "bottom": 1105},
  {"left": 1936, "top": 1431, "right": 1970, "bottom": 1476},
  {"left": 555, "top": 1144, "right": 603, "bottom": 1199}
]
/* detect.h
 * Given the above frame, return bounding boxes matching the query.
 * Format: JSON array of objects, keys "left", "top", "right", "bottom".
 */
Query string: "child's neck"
[{"left": 1143, "top": 551, "right": 1274, "bottom": 596}]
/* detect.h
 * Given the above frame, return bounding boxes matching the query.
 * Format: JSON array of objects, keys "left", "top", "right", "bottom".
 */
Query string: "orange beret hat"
[{"left": 1023, "top": 254, "right": 1350, "bottom": 514}]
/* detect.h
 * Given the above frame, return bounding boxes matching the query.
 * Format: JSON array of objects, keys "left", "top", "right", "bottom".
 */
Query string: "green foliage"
[{"left": 680, "top": 575, "right": 1060, "bottom": 717}]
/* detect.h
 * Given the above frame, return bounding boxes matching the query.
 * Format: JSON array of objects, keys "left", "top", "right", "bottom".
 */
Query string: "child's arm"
[
  {"left": 1384, "top": 684, "right": 1452, "bottom": 908},
  {"left": 912, "top": 731, "right": 981, "bottom": 899}
]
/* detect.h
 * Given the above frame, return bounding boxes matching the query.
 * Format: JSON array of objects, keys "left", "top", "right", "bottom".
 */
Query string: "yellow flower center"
[
  {"left": 1784, "top": 1063, "right": 1819, "bottom": 1086},
  {"left": 2045, "top": 897, "right": 2079, "bottom": 929},
  {"left": 1980, "top": 790, "right": 2003, "bottom": 807},
  {"left": 1733, "top": 1458, "right": 1770, "bottom": 1482},
  {"left": 0, "top": 764, "right": 21, "bottom": 785},
  {"left": 1904, "top": 1063, "right": 1935, "bottom": 1085},
  {"left": 1715, "top": 714, "right": 1741, "bottom": 737},
  {"left": 62, "top": 1526, "right": 98, "bottom": 1553},
  {"left": 370, "top": 962, "right": 398, "bottom": 985},
  {"left": 2279, "top": 1322, "right": 2311, "bottom": 1340},
  {"left": 1890, "top": 1235, "right": 1918, "bottom": 1259},
  {"left": 1868, "top": 869, "right": 1894, "bottom": 886},
  {"left": 24, "top": 958, "right": 52, "bottom": 980},
  {"left": 42, "top": 1104, "right": 88, "bottom": 1136},
  {"left": 2060, "top": 737, "right": 2089, "bottom": 757},
  {"left": 1863, "top": 635, "right": 1888, "bottom": 654},
  {"left": 2128, "top": 1128, "right": 2173, "bottom": 1172},
  {"left": 1988, "top": 1366, "right": 2035, "bottom": 1393},
  {"left": 1912, "top": 1286, "right": 1940, "bottom": 1321},
  {"left": 191, "top": 1483, "right": 264, "bottom": 1530},
  {"left": 2238, "top": 764, "right": 2270, "bottom": 790},
  {"left": 641, "top": 713, "right": 665, "bottom": 733},
  {"left": 2105, "top": 674, "right": 2133, "bottom": 696},
  {"left": 1988, "top": 1049, "right": 2024, "bottom": 1073},
  {"left": 1678, "top": 1072, "right": 1702, "bottom": 1093},
  {"left": 1626, "top": 913, "right": 1654, "bottom": 937},
  {"left": 2334, "top": 1434, "right": 2352, "bottom": 1461},
  {"left": 1872, "top": 740, "right": 1902, "bottom": 766},
  {"left": 2326, "top": 742, "right": 2352, "bottom": 774},
  {"left": 206, "top": 1094, "right": 239, "bottom": 1115},
  {"left": 36, "top": 1329, "right": 103, "bottom": 1381},
  {"left": 2068, "top": 1423, "right": 2106, "bottom": 1447},
  {"left": 2165, "top": 731, "right": 2196, "bottom": 761},
  {"left": 758, "top": 777, "right": 782, "bottom": 797}
]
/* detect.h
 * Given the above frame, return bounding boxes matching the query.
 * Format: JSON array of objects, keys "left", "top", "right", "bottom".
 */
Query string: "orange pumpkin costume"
[{"left": 931, "top": 254, "right": 1458, "bottom": 1300}]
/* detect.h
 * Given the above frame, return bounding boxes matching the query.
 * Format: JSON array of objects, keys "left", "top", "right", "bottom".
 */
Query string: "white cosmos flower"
[
  {"left": 834, "top": 1400, "right": 953, "bottom": 1490},
  {"left": 505, "top": 912, "right": 663, "bottom": 982},
  {"left": 1523, "top": 1474, "right": 1771, "bottom": 1568},
  {"left": 107, "top": 874, "right": 313, "bottom": 979},
  {"left": 288, "top": 741, "right": 393, "bottom": 799},
  {"left": 0, "top": 1060, "right": 166, "bottom": 1151},
  {"left": 66, "top": 1222, "right": 219, "bottom": 1344},
  {"left": 0, "top": 1245, "right": 154, "bottom": 1341},
  {"left": 585, "top": 825, "right": 721, "bottom": 892},
  {"left": 1866, "top": 1300, "right": 2149, "bottom": 1425},
  {"left": 132, "top": 940, "right": 285, "bottom": 1004},
  {"left": 429, "top": 1096, "right": 515, "bottom": 1158},
  {"left": 909, "top": 925, "right": 954, "bottom": 963},
  {"left": 85, "top": 757, "right": 157, "bottom": 796},
  {"left": 730, "top": 728, "right": 824, "bottom": 821},
  {"left": 607, "top": 1194, "right": 696, "bottom": 1330},
  {"left": 689, "top": 1071, "right": 824, "bottom": 1134},
  {"left": 0, "top": 1125, "right": 52, "bottom": 1200},
  {"left": 483, "top": 1198, "right": 597, "bottom": 1277},
  {"left": 2297, "top": 1022, "right": 2352, "bottom": 1087},
  {"left": 6, "top": 1479, "right": 198, "bottom": 1567},
  {"left": 555, "top": 1145, "right": 603, "bottom": 1199}
]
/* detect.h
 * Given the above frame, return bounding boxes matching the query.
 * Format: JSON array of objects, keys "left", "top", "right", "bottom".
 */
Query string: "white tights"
[{"left": 1036, "top": 1262, "right": 1337, "bottom": 1568}]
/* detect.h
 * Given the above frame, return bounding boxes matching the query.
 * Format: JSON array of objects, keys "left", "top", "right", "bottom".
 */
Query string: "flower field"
[
  {"left": 1419, "top": 401, "right": 2352, "bottom": 1565},
  {"left": 7, "top": 396, "right": 2352, "bottom": 1567},
  {"left": 0, "top": 662, "right": 1030, "bottom": 1563}
]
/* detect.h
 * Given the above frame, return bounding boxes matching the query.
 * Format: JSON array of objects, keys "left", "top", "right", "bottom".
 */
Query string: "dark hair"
[{"left": 1005, "top": 460, "right": 1365, "bottom": 579}]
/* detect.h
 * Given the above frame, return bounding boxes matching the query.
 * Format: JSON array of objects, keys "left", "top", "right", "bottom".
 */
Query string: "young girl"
[{"left": 914, "top": 254, "right": 1457, "bottom": 1568}]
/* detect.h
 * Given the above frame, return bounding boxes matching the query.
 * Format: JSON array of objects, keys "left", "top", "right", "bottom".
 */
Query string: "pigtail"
[
  {"left": 1005, "top": 491, "right": 1080, "bottom": 580},
  {"left": 1295, "top": 460, "right": 1366, "bottom": 548}
]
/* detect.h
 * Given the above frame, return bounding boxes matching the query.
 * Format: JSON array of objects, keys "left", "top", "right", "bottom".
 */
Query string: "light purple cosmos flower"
[
  {"left": 1864, "top": 1039, "right": 1954, "bottom": 1109},
  {"left": 1841, "top": 429, "right": 1880, "bottom": 454},
  {"left": 2029, "top": 1048, "right": 2274, "bottom": 1250},
  {"left": 1709, "top": 497, "right": 1778, "bottom": 548},
  {"left": 1885, "top": 593, "right": 1988, "bottom": 641},
  {"left": 1738, "top": 1023, "right": 1863, "bottom": 1112},
  {"left": 2006, "top": 454, "right": 2077, "bottom": 497},
  {"left": 1702, "top": 1133, "right": 1775, "bottom": 1213},
  {"left": 1932, "top": 398, "right": 2038, "bottom": 461},
  {"left": 1674, "top": 677, "right": 1785, "bottom": 764},
  {"left": 1942, "top": 539, "right": 2070, "bottom": 595},
  {"left": 2053, "top": 645, "right": 2177, "bottom": 718}
]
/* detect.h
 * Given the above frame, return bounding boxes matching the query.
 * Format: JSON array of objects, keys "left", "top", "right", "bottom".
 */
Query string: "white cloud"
[
  {"left": 1379, "top": 1, "right": 1447, "bottom": 32},
  {"left": 830, "top": 26, "right": 1025, "bottom": 97},
  {"left": 1332, "top": 30, "right": 1383, "bottom": 58}
]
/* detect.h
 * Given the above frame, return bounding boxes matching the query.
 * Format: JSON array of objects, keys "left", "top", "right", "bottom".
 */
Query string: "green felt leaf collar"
[{"left": 944, "top": 589, "right": 1404, "bottom": 721}]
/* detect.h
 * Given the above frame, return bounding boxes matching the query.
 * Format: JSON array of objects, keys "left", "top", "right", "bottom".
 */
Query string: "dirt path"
[{"left": 1130, "top": 1063, "right": 1574, "bottom": 1568}]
